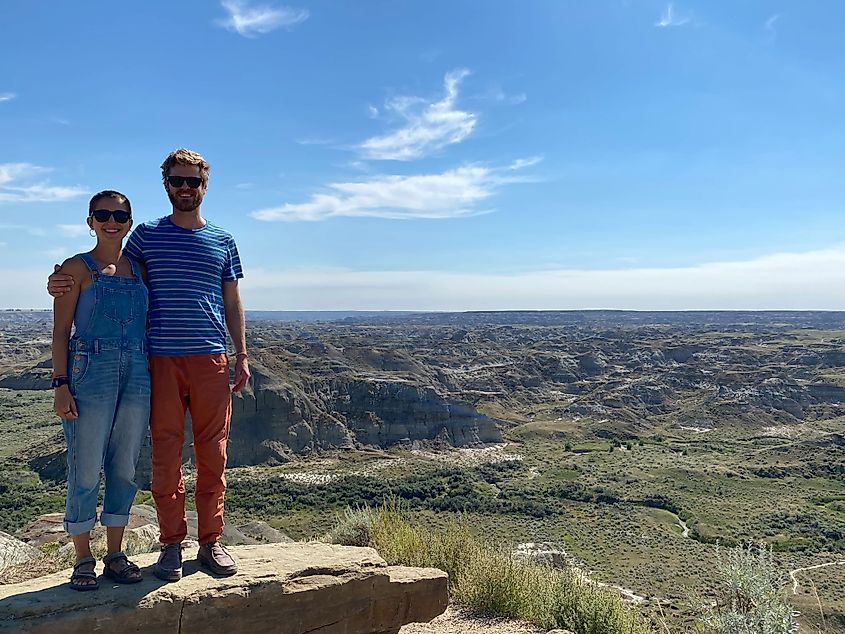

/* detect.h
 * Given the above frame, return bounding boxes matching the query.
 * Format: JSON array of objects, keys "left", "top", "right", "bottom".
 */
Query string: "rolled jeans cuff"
[
  {"left": 64, "top": 516, "right": 97, "bottom": 536},
  {"left": 99, "top": 512, "right": 130, "bottom": 527}
]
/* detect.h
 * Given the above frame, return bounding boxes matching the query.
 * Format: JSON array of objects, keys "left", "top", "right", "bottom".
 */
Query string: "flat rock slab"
[{"left": 0, "top": 542, "right": 447, "bottom": 634}]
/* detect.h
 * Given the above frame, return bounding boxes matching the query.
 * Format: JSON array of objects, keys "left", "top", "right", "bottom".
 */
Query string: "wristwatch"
[{"left": 51, "top": 377, "right": 70, "bottom": 389}]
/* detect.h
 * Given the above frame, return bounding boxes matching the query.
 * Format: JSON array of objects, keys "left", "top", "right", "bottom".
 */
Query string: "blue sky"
[{"left": 1, "top": 0, "right": 844, "bottom": 310}]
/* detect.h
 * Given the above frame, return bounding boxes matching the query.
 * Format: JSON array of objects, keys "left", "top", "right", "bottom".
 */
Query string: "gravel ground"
[{"left": 400, "top": 605, "right": 548, "bottom": 634}]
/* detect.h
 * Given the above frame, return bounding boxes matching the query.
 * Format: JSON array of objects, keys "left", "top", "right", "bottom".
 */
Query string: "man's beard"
[{"left": 168, "top": 189, "right": 203, "bottom": 212}]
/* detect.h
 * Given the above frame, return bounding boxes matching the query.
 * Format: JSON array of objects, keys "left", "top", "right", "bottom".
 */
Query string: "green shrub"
[
  {"left": 694, "top": 543, "right": 798, "bottom": 634},
  {"left": 227, "top": 466, "right": 559, "bottom": 519},
  {"left": 0, "top": 469, "right": 65, "bottom": 533},
  {"left": 324, "top": 505, "right": 376, "bottom": 547}
]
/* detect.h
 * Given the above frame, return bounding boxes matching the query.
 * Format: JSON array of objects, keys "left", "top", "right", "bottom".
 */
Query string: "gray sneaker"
[
  {"left": 154, "top": 544, "right": 183, "bottom": 582},
  {"left": 197, "top": 541, "right": 238, "bottom": 576}
]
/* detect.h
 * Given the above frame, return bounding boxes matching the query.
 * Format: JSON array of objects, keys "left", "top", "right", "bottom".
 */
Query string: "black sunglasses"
[
  {"left": 91, "top": 209, "right": 132, "bottom": 224},
  {"left": 167, "top": 175, "right": 203, "bottom": 189}
]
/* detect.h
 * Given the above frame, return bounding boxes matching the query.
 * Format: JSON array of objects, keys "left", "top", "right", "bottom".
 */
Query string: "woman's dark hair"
[{"left": 88, "top": 190, "right": 131, "bottom": 215}]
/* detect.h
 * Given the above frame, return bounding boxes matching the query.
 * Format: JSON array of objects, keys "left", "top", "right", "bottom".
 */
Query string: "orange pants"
[{"left": 150, "top": 354, "right": 231, "bottom": 545}]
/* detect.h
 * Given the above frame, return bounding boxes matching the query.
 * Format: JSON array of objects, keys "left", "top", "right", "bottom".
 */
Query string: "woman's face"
[{"left": 87, "top": 198, "right": 132, "bottom": 242}]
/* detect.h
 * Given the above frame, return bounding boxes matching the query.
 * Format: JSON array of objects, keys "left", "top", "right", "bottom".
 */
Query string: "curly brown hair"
[{"left": 160, "top": 148, "right": 210, "bottom": 185}]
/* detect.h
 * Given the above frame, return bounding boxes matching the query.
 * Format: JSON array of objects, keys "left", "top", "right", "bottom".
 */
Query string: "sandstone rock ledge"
[{"left": 0, "top": 542, "right": 448, "bottom": 634}]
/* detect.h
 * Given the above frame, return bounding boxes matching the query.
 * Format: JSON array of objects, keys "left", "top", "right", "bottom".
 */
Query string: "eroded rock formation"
[{"left": 226, "top": 368, "right": 502, "bottom": 464}]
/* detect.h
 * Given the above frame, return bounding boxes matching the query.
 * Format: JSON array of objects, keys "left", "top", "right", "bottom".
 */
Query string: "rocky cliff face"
[
  {"left": 0, "top": 359, "right": 52, "bottom": 390},
  {"left": 227, "top": 367, "right": 502, "bottom": 466}
]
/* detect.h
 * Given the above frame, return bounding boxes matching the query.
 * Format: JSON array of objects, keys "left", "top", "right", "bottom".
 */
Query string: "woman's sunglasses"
[
  {"left": 167, "top": 175, "right": 203, "bottom": 189},
  {"left": 91, "top": 209, "right": 132, "bottom": 224}
]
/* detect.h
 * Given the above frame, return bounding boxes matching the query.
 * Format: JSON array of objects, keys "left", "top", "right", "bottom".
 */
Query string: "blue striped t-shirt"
[{"left": 124, "top": 216, "right": 244, "bottom": 356}]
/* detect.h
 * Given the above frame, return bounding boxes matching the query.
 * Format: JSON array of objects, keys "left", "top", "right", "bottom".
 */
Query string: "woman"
[{"left": 51, "top": 190, "right": 150, "bottom": 590}]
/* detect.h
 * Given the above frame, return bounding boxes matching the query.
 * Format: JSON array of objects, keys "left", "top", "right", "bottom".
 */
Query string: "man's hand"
[
  {"left": 232, "top": 355, "right": 251, "bottom": 392},
  {"left": 48, "top": 264, "right": 76, "bottom": 298},
  {"left": 54, "top": 386, "right": 78, "bottom": 419}
]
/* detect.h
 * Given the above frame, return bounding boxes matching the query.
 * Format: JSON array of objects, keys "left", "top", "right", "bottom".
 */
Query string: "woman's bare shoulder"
[{"left": 57, "top": 255, "right": 88, "bottom": 276}]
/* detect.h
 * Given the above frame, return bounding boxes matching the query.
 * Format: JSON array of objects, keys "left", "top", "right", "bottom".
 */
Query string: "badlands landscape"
[{"left": 1, "top": 309, "right": 844, "bottom": 630}]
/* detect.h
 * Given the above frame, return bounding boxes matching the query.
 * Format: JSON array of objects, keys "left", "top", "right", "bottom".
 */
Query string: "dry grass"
[{"left": 329, "top": 501, "right": 653, "bottom": 634}]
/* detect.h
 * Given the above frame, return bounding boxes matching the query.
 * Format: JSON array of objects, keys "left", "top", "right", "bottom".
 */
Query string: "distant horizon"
[
  {"left": 4, "top": 247, "right": 845, "bottom": 311},
  {"left": 4, "top": 308, "right": 845, "bottom": 315}
]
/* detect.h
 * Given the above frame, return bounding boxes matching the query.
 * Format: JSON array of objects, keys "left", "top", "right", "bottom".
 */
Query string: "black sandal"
[
  {"left": 103, "top": 551, "right": 142, "bottom": 584},
  {"left": 69, "top": 556, "right": 99, "bottom": 591}
]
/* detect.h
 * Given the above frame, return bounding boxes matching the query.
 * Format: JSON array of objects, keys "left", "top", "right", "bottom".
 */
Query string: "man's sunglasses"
[
  {"left": 91, "top": 209, "right": 132, "bottom": 224},
  {"left": 167, "top": 175, "right": 203, "bottom": 189}
]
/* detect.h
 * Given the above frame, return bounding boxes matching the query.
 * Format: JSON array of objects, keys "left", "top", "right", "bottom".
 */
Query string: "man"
[{"left": 49, "top": 149, "right": 250, "bottom": 581}]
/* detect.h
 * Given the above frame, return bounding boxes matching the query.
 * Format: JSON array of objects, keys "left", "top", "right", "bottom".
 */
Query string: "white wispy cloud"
[
  {"left": 0, "top": 163, "right": 44, "bottom": 185},
  {"left": 0, "top": 163, "right": 86, "bottom": 203},
  {"left": 419, "top": 49, "right": 442, "bottom": 63},
  {"left": 341, "top": 160, "right": 372, "bottom": 172},
  {"left": 251, "top": 159, "right": 538, "bottom": 222},
  {"left": 359, "top": 69, "right": 477, "bottom": 161},
  {"left": 508, "top": 156, "right": 543, "bottom": 170},
  {"left": 655, "top": 3, "right": 690, "bottom": 27},
  {"left": 502, "top": 92, "right": 527, "bottom": 105},
  {"left": 366, "top": 104, "right": 380, "bottom": 119},
  {"left": 217, "top": 0, "right": 308, "bottom": 37},
  {"left": 58, "top": 224, "right": 90, "bottom": 238},
  {"left": 485, "top": 85, "right": 527, "bottom": 105},
  {"left": 0, "top": 224, "right": 46, "bottom": 237},
  {"left": 296, "top": 137, "right": 335, "bottom": 146},
  {"left": 765, "top": 14, "right": 780, "bottom": 35},
  {"left": 0, "top": 92, "right": 16, "bottom": 103},
  {"left": 236, "top": 246, "right": 845, "bottom": 311},
  {"left": 0, "top": 185, "right": 87, "bottom": 203},
  {"left": 41, "top": 247, "right": 69, "bottom": 260}
]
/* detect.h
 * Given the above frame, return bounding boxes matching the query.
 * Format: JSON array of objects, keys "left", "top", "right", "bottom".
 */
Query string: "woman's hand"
[{"left": 54, "top": 386, "right": 78, "bottom": 419}]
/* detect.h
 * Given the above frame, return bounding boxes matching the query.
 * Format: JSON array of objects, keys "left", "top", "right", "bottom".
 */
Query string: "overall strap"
[
  {"left": 127, "top": 256, "right": 141, "bottom": 280},
  {"left": 77, "top": 253, "right": 101, "bottom": 274}
]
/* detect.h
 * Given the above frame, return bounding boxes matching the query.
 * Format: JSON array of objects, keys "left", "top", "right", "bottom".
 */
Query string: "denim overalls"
[{"left": 63, "top": 253, "right": 150, "bottom": 535}]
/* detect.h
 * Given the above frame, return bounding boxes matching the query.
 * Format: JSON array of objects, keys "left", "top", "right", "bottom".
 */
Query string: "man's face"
[{"left": 165, "top": 164, "right": 206, "bottom": 212}]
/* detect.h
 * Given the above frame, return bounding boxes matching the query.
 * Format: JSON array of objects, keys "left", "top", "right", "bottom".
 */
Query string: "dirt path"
[{"left": 789, "top": 560, "right": 845, "bottom": 594}]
